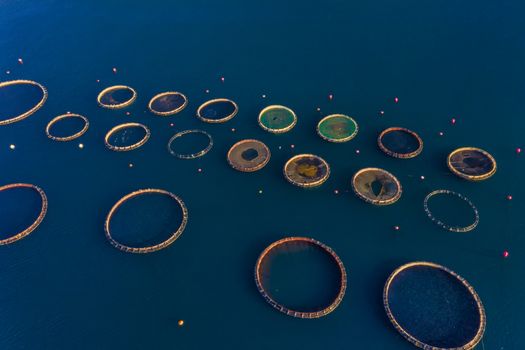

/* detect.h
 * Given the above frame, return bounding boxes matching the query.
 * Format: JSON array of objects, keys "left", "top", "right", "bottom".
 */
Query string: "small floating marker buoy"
[
  {"left": 9, "top": 144, "right": 15, "bottom": 150},
  {"left": 328, "top": 94, "right": 334, "bottom": 101},
  {"left": 112, "top": 67, "right": 117, "bottom": 74},
  {"left": 129, "top": 163, "right": 133, "bottom": 168},
  {"left": 394, "top": 97, "right": 399, "bottom": 103},
  {"left": 290, "top": 144, "right": 295, "bottom": 149},
  {"left": 355, "top": 149, "right": 360, "bottom": 154},
  {"left": 205, "top": 89, "right": 210, "bottom": 94},
  {"left": 420, "top": 175, "right": 425, "bottom": 180},
  {"left": 6, "top": 70, "right": 10, "bottom": 75},
  {"left": 220, "top": 76, "right": 225, "bottom": 83},
  {"left": 503, "top": 251, "right": 509, "bottom": 258},
  {"left": 451, "top": 118, "right": 456, "bottom": 125},
  {"left": 169, "top": 123, "right": 174, "bottom": 127},
  {"left": 393, "top": 225, "right": 400, "bottom": 231},
  {"left": 258, "top": 189, "right": 263, "bottom": 194},
  {"left": 78, "top": 143, "right": 84, "bottom": 149},
  {"left": 278, "top": 146, "right": 282, "bottom": 150},
  {"left": 316, "top": 107, "right": 321, "bottom": 112},
  {"left": 516, "top": 147, "right": 522, "bottom": 154},
  {"left": 231, "top": 128, "right": 236, "bottom": 132},
  {"left": 96, "top": 79, "right": 100, "bottom": 83},
  {"left": 438, "top": 131, "right": 444, "bottom": 136},
  {"left": 178, "top": 320, "right": 184, "bottom": 327},
  {"left": 17, "top": 58, "right": 23, "bottom": 65},
  {"left": 507, "top": 195, "right": 513, "bottom": 201},
  {"left": 334, "top": 189, "right": 339, "bottom": 195},
  {"left": 262, "top": 94, "right": 266, "bottom": 98},
  {"left": 198, "top": 168, "right": 202, "bottom": 173}
]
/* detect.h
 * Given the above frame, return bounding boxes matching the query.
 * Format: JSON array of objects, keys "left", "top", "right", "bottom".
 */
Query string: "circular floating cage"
[
  {"left": 104, "top": 188, "right": 188, "bottom": 253},
  {"left": 352, "top": 168, "right": 402, "bottom": 205},
  {"left": 148, "top": 91, "right": 188, "bottom": 116},
  {"left": 258, "top": 105, "right": 297, "bottom": 134},
  {"left": 0, "top": 183, "right": 47, "bottom": 245},
  {"left": 227, "top": 139, "right": 271, "bottom": 172},
  {"left": 424, "top": 190, "right": 479, "bottom": 233},
  {"left": 317, "top": 114, "right": 358, "bottom": 142},
  {"left": 284, "top": 154, "right": 330, "bottom": 188},
  {"left": 97, "top": 85, "right": 137, "bottom": 109},
  {"left": 105, "top": 123, "right": 151, "bottom": 152},
  {"left": 447, "top": 147, "right": 497, "bottom": 181},
  {"left": 383, "top": 261, "right": 486, "bottom": 350},
  {"left": 255, "top": 237, "right": 347, "bottom": 318},
  {"left": 0, "top": 80, "right": 48, "bottom": 125},
  {"left": 196, "top": 98, "right": 238, "bottom": 123},
  {"left": 378, "top": 127, "right": 423, "bottom": 159},
  {"left": 46, "top": 113, "right": 89, "bottom": 141},
  {"left": 167, "top": 129, "right": 213, "bottom": 159}
]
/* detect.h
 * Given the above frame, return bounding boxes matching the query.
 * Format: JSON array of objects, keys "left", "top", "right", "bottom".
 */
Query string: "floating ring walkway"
[
  {"left": 0, "top": 80, "right": 48, "bottom": 125},
  {"left": 104, "top": 188, "right": 188, "bottom": 253},
  {"left": 384, "top": 261, "right": 486, "bottom": 350},
  {"left": 148, "top": 91, "right": 188, "bottom": 116},
  {"left": 423, "top": 190, "right": 479, "bottom": 232},
  {"left": 167, "top": 129, "right": 213, "bottom": 159},
  {"left": 255, "top": 237, "right": 347, "bottom": 318},
  {"left": 447, "top": 147, "right": 497, "bottom": 181},
  {"left": 104, "top": 122, "right": 151, "bottom": 151},
  {"left": 46, "top": 113, "right": 90, "bottom": 141},
  {"left": 97, "top": 85, "right": 137, "bottom": 109},
  {"left": 378, "top": 127, "right": 423, "bottom": 159},
  {"left": 0, "top": 183, "right": 48, "bottom": 245},
  {"left": 196, "top": 98, "right": 238, "bottom": 123}
]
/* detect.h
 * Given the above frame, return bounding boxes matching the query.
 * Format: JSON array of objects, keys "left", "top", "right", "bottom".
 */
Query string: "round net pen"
[
  {"left": 227, "top": 139, "right": 271, "bottom": 172},
  {"left": 351, "top": 167, "right": 402, "bottom": 205},
  {"left": 97, "top": 85, "right": 137, "bottom": 109},
  {"left": 447, "top": 147, "right": 496, "bottom": 181},
  {"left": 317, "top": 114, "right": 358, "bottom": 143},
  {"left": 104, "top": 122, "right": 151, "bottom": 151},
  {"left": 0, "top": 80, "right": 48, "bottom": 125},
  {"left": 258, "top": 105, "right": 297, "bottom": 134},
  {"left": 377, "top": 127, "right": 423, "bottom": 159},
  {"left": 283, "top": 154, "right": 330, "bottom": 188},
  {"left": 148, "top": 91, "right": 188, "bottom": 116},
  {"left": 46, "top": 113, "right": 90, "bottom": 141},
  {"left": 196, "top": 98, "right": 238, "bottom": 123}
]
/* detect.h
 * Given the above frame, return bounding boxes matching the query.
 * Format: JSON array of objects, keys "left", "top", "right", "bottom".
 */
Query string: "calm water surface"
[{"left": 1, "top": 0, "right": 524, "bottom": 349}]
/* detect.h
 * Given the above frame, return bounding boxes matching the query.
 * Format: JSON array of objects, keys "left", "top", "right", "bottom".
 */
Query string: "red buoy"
[{"left": 503, "top": 251, "right": 509, "bottom": 258}]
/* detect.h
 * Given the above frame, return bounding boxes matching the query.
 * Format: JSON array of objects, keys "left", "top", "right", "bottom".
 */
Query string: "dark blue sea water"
[{"left": 1, "top": 0, "right": 524, "bottom": 349}]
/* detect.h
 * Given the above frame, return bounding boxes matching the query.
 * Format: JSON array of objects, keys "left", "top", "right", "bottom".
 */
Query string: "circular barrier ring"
[
  {"left": 0, "top": 80, "right": 48, "bottom": 126},
  {"left": 351, "top": 167, "right": 402, "bottom": 205},
  {"left": 258, "top": 105, "right": 297, "bottom": 134},
  {"left": 148, "top": 91, "right": 188, "bottom": 116},
  {"left": 196, "top": 98, "right": 238, "bottom": 123},
  {"left": 167, "top": 129, "right": 213, "bottom": 159},
  {"left": 104, "top": 188, "right": 188, "bottom": 253},
  {"left": 104, "top": 123, "right": 151, "bottom": 152},
  {"left": 45, "top": 113, "right": 90, "bottom": 141},
  {"left": 284, "top": 154, "right": 330, "bottom": 188},
  {"left": 255, "top": 237, "right": 347, "bottom": 318},
  {"left": 447, "top": 147, "right": 497, "bottom": 181},
  {"left": 423, "top": 190, "right": 479, "bottom": 232},
  {"left": 227, "top": 139, "right": 271, "bottom": 172},
  {"left": 383, "top": 261, "right": 486, "bottom": 350},
  {"left": 97, "top": 85, "right": 137, "bottom": 109},
  {"left": 377, "top": 127, "right": 423, "bottom": 159},
  {"left": 317, "top": 114, "right": 358, "bottom": 143},
  {"left": 0, "top": 183, "right": 48, "bottom": 245}
]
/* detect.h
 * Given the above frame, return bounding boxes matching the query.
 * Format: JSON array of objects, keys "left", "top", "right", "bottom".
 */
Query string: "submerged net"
[
  {"left": 97, "top": 85, "right": 137, "bottom": 109},
  {"left": 424, "top": 190, "right": 479, "bottom": 232},
  {"left": 197, "top": 98, "right": 238, "bottom": 123},
  {"left": 284, "top": 154, "right": 330, "bottom": 188},
  {"left": 0, "top": 80, "right": 48, "bottom": 125},
  {"left": 255, "top": 237, "right": 347, "bottom": 318},
  {"left": 104, "top": 188, "right": 188, "bottom": 253},
  {"left": 227, "top": 139, "right": 271, "bottom": 172},
  {"left": 105, "top": 123, "right": 150, "bottom": 151},
  {"left": 258, "top": 105, "right": 297, "bottom": 134},
  {"left": 148, "top": 91, "right": 188, "bottom": 116},
  {"left": 352, "top": 168, "right": 402, "bottom": 205},
  {"left": 447, "top": 147, "right": 497, "bottom": 181},
  {"left": 378, "top": 127, "right": 423, "bottom": 158},
  {"left": 0, "top": 183, "right": 48, "bottom": 245},
  {"left": 384, "top": 262, "right": 486, "bottom": 350},
  {"left": 46, "top": 113, "right": 89, "bottom": 141},
  {"left": 167, "top": 129, "right": 213, "bottom": 159},
  {"left": 317, "top": 114, "right": 358, "bottom": 142}
]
